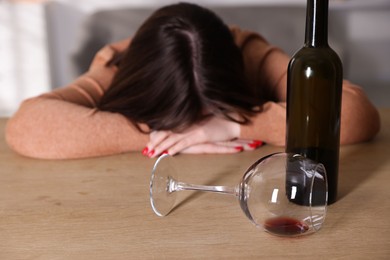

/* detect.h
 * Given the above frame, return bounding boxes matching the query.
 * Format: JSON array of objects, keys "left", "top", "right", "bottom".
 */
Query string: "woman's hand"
[
  {"left": 142, "top": 116, "right": 263, "bottom": 157},
  {"left": 179, "top": 139, "right": 264, "bottom": 154}
]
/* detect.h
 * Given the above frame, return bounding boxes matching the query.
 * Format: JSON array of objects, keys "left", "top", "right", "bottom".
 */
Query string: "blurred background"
[{"left": 1, "top": 0, "right": 389, "bottom": 117}]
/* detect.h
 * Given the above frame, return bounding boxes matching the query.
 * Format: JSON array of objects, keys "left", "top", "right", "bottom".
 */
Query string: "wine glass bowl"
[
  {"left": 149, "top": 152, "right": 327, "bottom": 237},
  {"left": 237, "top": 153, "right": 327, "bottom": 236}
]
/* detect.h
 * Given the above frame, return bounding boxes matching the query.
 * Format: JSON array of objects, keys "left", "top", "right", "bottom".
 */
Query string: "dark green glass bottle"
[{"left": 286, "top": 0, "right": 343, "bottom": 204}]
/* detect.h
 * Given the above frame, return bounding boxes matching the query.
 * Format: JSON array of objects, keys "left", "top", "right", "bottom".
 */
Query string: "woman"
[{"left": 5, "top": 3, "right": 380, "bottom": 159}]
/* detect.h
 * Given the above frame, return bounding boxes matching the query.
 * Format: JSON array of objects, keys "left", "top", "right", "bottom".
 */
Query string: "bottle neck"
[{"left": 304, "top": 0, "right": 329, "bottom": 47}]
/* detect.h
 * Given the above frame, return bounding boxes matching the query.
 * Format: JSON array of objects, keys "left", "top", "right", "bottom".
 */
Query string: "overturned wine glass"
[{"left": 150, "top": 152, "right": 327, "bottom": 237}]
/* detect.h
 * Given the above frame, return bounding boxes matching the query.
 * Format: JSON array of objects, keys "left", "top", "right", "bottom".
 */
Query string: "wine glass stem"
[{"left": 174, "top": 181, "right": 238, "bottom": 196}]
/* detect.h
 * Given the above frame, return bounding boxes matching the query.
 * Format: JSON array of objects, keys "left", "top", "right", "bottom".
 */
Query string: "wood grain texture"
[{"left": 0, "top": 109, "right": 389, "bottom": 259}]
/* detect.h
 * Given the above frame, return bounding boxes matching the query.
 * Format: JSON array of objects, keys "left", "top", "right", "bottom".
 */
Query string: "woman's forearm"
[
  {"left": 5, "top": 97, "right": 148, "bottom": 159},
  {"left": 239, "top": 83, "right": 380, "bottom": 147}
]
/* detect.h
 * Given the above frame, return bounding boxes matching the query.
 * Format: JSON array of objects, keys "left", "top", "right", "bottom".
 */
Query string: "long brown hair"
[{"left": 98, "top": 2, "right": 261, "bottom": 132}]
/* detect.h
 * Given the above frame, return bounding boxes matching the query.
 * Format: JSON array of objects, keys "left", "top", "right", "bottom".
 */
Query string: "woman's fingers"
[
  {"left": 181, "top": 143, "right": 244, "bottom": 154},
  {"left": 178, "top": 139, "right": 264, "bottom": 155},
  {"left": 146, "top": 126, "right": 208, "bottom": 157},
  {"left": 143, "top": 116, "right": 243, "bottom": 157},
  {"left": 144, "top": 131, "right": 195, "bottom": 158},
  {"left": 143, "top": 127, "right": 264, "bottom": 158},
  {"left": 216, "top": 139, "right": 264, "bottom": 151},
  {"left": 144, "top": 131, "right": 171, "bottom": 157},
  {"left": 143, "top": 137, "right": 264, "bottom": 157},
  {"left": 150, "top": 134, "right": 186, "bottom": 157},
  {"left": 149, "top": 129, "right": 205, "bottom": 157}
]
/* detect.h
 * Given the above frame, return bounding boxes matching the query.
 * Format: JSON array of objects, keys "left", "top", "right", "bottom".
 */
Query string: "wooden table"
[{"left": 1, "top": 109, "right": 389, "bottom": 259}]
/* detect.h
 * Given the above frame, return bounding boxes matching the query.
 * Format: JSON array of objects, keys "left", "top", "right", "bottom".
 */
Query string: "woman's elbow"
[
  {"left": 6, "top": 117, "right": 30, "bottom": 158},
  {"left": 340, "top": 102, "right": 381, "bottom": 145},
  {"left": 5, "top": 116, "right": 43, "bottom": 159},
  {"left": 5, "top": 103, "right": 55, "bottom": 159}
]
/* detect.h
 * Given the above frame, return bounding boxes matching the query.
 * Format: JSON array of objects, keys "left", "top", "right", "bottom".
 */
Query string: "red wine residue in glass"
[{"left": 264, "top": 216, "right": 309, "bottom": 236}]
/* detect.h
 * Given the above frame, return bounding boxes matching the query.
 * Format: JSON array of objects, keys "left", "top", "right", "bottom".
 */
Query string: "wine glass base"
[{"left": 150, "top": 154, "right": 178, "bottom": 217}]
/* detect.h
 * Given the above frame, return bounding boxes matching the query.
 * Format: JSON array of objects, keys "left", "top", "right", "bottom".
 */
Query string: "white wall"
[{"left": 0, "top": 1, "right": 49, "bottom": 116}]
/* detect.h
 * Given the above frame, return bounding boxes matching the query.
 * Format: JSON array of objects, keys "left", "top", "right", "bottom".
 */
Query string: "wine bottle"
[{"left": 286, "top": 0, "right": 343, "bottom": 204}]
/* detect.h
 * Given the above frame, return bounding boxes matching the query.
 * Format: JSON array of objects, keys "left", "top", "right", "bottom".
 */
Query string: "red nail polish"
[
  {"left": 253, "top": 140, "right": 264, "bottom": 146},
  {"left": 235, "top": 146, "right": 244, "bottom": 152},
  {"left": 249, "top": 140, "right": 264, "bottom": 148},
  {"left": 142, "top": 147, "right": 149, "bottom": 156},
  {"left": 162, "top": 150, "right": 169, "bottom": 155},
  {"left": 248, "top": 143, "right": 257, "bottom": 148},
  {"left": 148, "top": 149, "right": 155, "bottom": 157}
]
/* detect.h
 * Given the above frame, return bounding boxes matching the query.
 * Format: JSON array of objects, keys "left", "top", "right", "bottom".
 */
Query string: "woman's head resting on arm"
[{"left": 98, "top": 2, "right": 261, "bottom": 133}]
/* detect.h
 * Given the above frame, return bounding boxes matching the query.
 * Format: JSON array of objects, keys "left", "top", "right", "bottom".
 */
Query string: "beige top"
[{"left": 5, "top": 27, "right": 380, "bottom": 159}]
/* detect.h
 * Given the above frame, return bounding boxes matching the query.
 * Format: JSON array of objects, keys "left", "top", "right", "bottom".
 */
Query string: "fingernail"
[
  {"left": 253, "top": 140, "right": 264, "bottom": 146},
  {"left": 142, "top": 147, "right": 149, "bottom": 156},
  {"left": 148, "top": 149, "right": 155, "bottom": 157},
  {"left": 249, "top": 140, "right": 264, "bottom": 148},
  {"left": 235, "top": 146, "right": 244, "bottom": 152},
  {"left": 162, "top": 150, "right": 169, "bottom": 155}
]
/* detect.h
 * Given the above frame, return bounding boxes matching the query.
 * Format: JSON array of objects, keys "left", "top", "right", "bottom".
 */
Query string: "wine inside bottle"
[{"left": 286, "top": 0, "right": 342, "bottom": 204}]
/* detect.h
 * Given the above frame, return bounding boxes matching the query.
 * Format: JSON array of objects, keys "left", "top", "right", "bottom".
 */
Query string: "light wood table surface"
[{"left": 1, "top": 109, "right": 389, "bottom": 259}]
